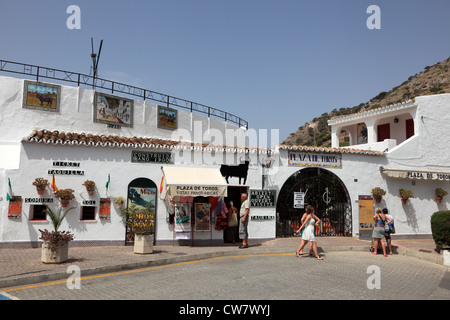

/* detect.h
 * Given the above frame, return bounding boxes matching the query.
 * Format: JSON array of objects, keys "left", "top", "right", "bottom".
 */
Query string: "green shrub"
[{"left": 430, "top": 211, "right": 450, "bottom": 249}]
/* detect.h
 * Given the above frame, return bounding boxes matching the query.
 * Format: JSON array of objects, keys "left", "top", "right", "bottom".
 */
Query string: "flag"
[
  {"left": 105, "top": 174, "right": 110, "bottom": 191},
  {"left": 159, "top": 176, "right": 164, "bottom": 194},
  {"left": 6, "top": 178, "right": 13, "bottom": 201},
  {"left": 50, "top": 174, "right": 58, "bottom": 192}
]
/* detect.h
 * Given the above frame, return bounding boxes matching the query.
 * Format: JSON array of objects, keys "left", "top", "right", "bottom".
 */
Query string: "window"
[
  {"left": 30, "top": 205, "right": 47, "bottom": 221},
  {"left": 81, "top": 206, "right": 96, "bottom": 220}
]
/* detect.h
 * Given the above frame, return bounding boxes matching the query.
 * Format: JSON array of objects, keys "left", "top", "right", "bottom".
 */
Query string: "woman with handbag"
[
  {"left": 227, "top": 201, "right": 238, "bottom": 244},
  {"left": 372, "top": 207, "right": 392, "bottom": 257}
]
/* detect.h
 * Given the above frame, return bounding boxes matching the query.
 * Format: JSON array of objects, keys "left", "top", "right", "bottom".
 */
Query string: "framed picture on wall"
[
  {"left": 94, "top": 92, "right": 134, "bottom": 127},
  {"left": 157, "top": 105, "right": 177, "bottom": 130},
  {"left": 174, "top": 203, "right": 191, "bottom": 232},
  {"left": 23, "top": 80, "right": 61, "bottom": 112},
  {"left": 194, "top": 203, "right": 210, "bottom": 231}
]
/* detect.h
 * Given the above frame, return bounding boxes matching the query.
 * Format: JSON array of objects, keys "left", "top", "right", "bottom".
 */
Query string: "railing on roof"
[{"left": 0, "top": 59, "right": 248, "bottom": 129}]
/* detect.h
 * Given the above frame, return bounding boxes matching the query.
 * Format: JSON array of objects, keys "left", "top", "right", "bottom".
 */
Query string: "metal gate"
[{"left": 276, "top": 168, "right": 352, "bottom": 237}]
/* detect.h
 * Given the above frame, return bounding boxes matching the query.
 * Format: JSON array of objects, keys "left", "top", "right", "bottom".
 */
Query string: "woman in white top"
[{"left": 295, "top": 205, "right": 324, "bottom": 260}]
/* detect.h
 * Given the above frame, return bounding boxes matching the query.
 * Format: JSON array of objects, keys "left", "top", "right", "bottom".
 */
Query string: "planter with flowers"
[
  {"left": 114, "top": 196, "right": 125, "bottom": 209},
  {"left": 371, "top": 187, "right": 386, "bottom": 203},
  {"left": 39, "top": 206, "right": 75, "bottom": 263},
  {"left": 435, "top": 188, "right": 448, "bottom": 204},
  {"left": 54, "top": 188, "right": 75, "bottom": 208},
  {"left": 82, "top": 180, "right": 96, "bottom": 196},
  {"left": 33, "top": 178, "right": 49, "bottom": 195},
  {"left": 400, "top": 189, "right": 414, "bottom": 204},
  {"left": 120, "top": 204, "right": 155, "bottom": 254}
]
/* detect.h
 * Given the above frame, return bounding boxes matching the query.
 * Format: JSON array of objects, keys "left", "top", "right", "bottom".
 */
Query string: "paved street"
[{"left": 3, "top": 251, "right": 449, "bottom": 301}]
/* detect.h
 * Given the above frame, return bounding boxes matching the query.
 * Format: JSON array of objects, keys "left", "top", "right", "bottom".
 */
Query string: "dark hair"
[
  {"left": 305, "top": 205, "right": 314, "bottom": 214},
  {"left": 382, "top": 208, "right": 388, "bottom": 214}
]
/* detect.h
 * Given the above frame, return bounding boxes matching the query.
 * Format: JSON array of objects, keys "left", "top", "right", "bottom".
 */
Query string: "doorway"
[
  {"left": 223, "top": 186, "right": 248, "bottom": 243},
  {"left": 276, "top": 168, "right": 352, "bottom": 237},
  {"left": 126, "top": 178, "right": 157, "bottom": 243}
]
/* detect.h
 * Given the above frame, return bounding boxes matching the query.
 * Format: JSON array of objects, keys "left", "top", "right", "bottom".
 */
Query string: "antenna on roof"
[{"left": 90, "top": 37, "right": 103, "bottom": 88}]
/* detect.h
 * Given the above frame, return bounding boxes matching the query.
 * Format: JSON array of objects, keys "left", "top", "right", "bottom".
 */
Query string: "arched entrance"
[
  {"left": 276, "top": 168, "right": 352, "bottom": 237},
  {"left": 126, "top": 178, "right": 157, "bottom": 243}
]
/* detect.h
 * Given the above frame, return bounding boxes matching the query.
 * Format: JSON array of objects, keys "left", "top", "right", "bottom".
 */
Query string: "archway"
[
  {"left": 126, "top": 178, "right": 157, "bottom": 243},
  {"left": 276, "top": 168, "right": 351, "bottom": 237}
]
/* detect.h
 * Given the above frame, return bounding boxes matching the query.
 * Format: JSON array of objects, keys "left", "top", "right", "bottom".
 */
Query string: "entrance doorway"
[
  {"left": 276, "top": 168, "right": 352, "bottom": 237},
  {"left": 126, "top": 178, "right": 157, "bottom": 243},
  {"left": 223, "top": 186, "right": 248, "bottom": 243}
]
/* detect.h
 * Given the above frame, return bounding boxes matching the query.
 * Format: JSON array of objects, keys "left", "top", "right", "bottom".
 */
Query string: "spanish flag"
[{"left": 50, "top": 174, "right": 58, "bottom": 192}]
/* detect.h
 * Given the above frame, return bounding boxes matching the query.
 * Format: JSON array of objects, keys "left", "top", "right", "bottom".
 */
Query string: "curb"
[{"left": 0, "top": 245, "right": 445, "bottom": 290}]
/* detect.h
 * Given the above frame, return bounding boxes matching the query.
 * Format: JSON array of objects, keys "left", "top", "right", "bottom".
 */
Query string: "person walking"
[
  {"left": 372, "top": 207, "right": 392, "bottom": 257},
  {"left": 295, "top": 205, "right": 323, "bottom": 260},
  {"left": 239, "top": 193, "right": 250, "bottom": 249},
  {"left": 297, "top": 211, "right": 313, "bottom": 256},
  {"left": 383, "top": 208, "right": 394, "bottom": 255}
]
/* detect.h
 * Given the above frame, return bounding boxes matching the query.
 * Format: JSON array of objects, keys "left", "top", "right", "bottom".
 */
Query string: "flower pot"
[
  {"left": 36, "top": 187, "right": 46, "bottom": 195},
  {"left": 436, "top": 196, "right": 443, "bottom": 204},
  {"left": 134, "top": 234, "right": 154, "bottom": 254},
  {"left": 401, "top": 198, "right": 408, "bottom": 205},
  {"left": 374, "top": 196, "right": 382, "bottom": 203},
  {"left": 61, "top": 199, "right": 70, "bottom": 208},
  {"left": 86, "top": 187, "right": 95, "bottom": 196},
  {"left": 41, "top": 241, "right": 69, "bottom": 263}
]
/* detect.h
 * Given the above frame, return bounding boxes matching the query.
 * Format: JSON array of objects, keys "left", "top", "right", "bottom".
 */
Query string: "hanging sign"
[
  {"left": 288, "top": 151, "right": 342, "bottom": 168},
  {"left": 294, "top": 192, "right": 305, "bottom": 209},
  {"left": 8, "top": 196, "right": 22, "bottom": 219}
]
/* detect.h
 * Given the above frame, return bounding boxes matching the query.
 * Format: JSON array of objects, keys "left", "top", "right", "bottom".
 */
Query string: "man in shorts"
[{"left": 239, "top": 193, "right": 250, "bottom": 248}]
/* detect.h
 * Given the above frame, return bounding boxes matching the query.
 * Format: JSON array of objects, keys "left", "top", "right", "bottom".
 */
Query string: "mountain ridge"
[{"left": 282, "top": 56, "right": 450, "bottom": 147}]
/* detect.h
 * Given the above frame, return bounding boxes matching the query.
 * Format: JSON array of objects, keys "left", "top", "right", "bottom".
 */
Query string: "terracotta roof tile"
[
  {"left": 277, "top": 144, "right": 385, "bottom": 156},
  {"left": 25, "top": 129, "right": 274, "bottom": 154}
]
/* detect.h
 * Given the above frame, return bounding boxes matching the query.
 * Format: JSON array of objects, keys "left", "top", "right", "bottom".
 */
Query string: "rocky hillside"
[{"left": 282, "top": 56, "right": 450, "bottom": 147}]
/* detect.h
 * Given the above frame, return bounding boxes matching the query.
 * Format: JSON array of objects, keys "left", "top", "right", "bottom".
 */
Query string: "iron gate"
[{"left": 276, "top": 168, "right": 352, "bottom": 237}]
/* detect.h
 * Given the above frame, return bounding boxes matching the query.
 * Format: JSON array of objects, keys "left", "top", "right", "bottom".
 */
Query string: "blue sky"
[{"left": 1, "top": 0, "right": 450, "bottom": 146}]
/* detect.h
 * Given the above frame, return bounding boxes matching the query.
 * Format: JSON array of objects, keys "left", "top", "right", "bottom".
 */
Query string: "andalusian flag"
[
  {"left": 6, "top": 178, "right": 13, "bottom": 201},
  {"left": 105, "top": 174, "right": 110, "bottom": 191},
  {"left": 50, "top": 174, "right": 58, "bottom": 192}
]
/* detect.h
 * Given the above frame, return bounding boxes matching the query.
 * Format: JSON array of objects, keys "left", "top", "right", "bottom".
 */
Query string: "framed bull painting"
[
  {"left": 157, "top": 105, "right": 177, "bottom": 130},
  {"left": 23, "top": 80, "right": 61, "bottom": 112}
]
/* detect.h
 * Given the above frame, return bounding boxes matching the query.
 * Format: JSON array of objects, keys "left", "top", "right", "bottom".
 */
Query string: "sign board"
[
  {"left": 250, "top": 190, "right": 276, "bottom": 207},
  {"left": 288, "top": 151, "right": 342, "bottom": 168},
  {"left": 131, "top": 150, "right": 173, "bottom": 164},
  {"left": 293, "top": 192, "right": 305, "bottom": 209}
]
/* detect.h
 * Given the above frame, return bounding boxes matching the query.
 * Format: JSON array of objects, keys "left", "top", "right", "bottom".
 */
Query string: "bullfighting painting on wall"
[
  {"left": 23, "top": 80, "right": 61, "bottom": 112},
  {"left": 94, "top": 92, "right": 134, "bottom": 127}
]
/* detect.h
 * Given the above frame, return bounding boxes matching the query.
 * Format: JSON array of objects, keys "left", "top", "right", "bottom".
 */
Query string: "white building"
[{"left": 1, "top": 66, "right": 448, "bottom": 247}]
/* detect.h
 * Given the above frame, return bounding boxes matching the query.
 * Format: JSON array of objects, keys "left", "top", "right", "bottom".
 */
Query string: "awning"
[
  {"left": 161, "top": 166, "right": 228, "bottom": 197},
  {"left": 380, "top": 166, "right": 450, "bottom": 181}
]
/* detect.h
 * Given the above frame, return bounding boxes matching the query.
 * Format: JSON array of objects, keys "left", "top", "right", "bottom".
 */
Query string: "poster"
[
  {"left": 99, "top": 198, "right": 111, "bottom": 220},
  {"left": 194, "top": 203, "right": 210, "bottom": 231},
  {"left": 174, "top": 203, "right": 191, "bottom": 232},
  {"left": 126, "top": 186, "right": 156, "bottom": 241},
  {"left": 23, "top": 80, "right": 61, "bottom": 112},
  {"left": 8, "top": 196, "right": 22, "bottom": 219}
]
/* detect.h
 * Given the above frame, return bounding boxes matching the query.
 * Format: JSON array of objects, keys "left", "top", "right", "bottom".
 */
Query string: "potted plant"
[
  {"left": 435, "top": 188, "right": 448, "bottom": 204},
  {"left": 54, "top": 188, "right": 75, "bottom": 207},
  {"left": 82, "top": 180, "right": 96, "bottom": 196},
  {"left": 32, "top": 178, "right": 49, "bottom": 195},
  {"left": 120, "top": 204, "right": 155, "bottom": 254},
  {"left": 399, "top": 189, "right": 414, "bottom": 204},
  {"left": 114, "top": 196, "right": 125, "bottom": 209},
  {"left": 39, "top": 206, "right": 75, "bottom": 263},
  {"left": 371, "top": 187, "right": 386, "bottom": 203}
]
